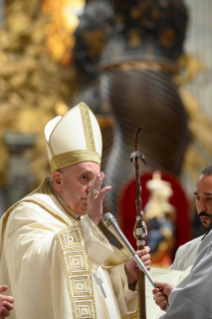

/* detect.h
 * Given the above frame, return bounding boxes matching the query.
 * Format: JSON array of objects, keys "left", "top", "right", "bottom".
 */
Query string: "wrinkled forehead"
[
  {"left": 63, "top": 161, "right": 100, "bottom": 174},
  {"left": 195, "top": 174, "right": 212, "bottom": 194}
]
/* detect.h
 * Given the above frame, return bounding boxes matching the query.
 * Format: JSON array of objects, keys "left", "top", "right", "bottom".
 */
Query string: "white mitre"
[{"left": 45, "top": 102, "right": 102, "bottom": 172}]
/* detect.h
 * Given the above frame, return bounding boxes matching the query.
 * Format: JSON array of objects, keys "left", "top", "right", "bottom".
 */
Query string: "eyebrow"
[
  {"left": 194, "top": 192, "right": 212, "bottom": 195},
  {"left": 80, "top": 170, "right": 93, "bottom": 175}
]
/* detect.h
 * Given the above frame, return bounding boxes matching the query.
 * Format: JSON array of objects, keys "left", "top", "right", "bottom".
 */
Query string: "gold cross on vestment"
[{"left": 93, "top": 272, "right": 107, "bottom": 298}]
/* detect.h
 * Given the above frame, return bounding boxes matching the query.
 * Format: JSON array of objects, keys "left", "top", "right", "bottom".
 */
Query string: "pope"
[{"left": 0, "top": 102, "right": 151, "bottom": 319}]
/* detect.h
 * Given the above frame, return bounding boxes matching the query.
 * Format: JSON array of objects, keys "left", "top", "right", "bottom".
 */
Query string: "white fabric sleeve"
[
  {"left": 81, "top": 215, "right": 138, "bottom": 316},
  {"left": 81, "top": 214, "right": 114, "bottom": 265},
  {"left": 159, "top": 233, "right": 212, "bottom": 318},
  {"left": 108, "top": 263, "right": 138, "bottom": 316}
]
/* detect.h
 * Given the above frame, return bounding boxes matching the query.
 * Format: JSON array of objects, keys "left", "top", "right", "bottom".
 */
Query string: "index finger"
[
  {"left": 2, "top": 296, "right": 14, "bottom": 303},
  {"left": 143, "top": 246, "right": 150, "bottom": 253},
  {"left": 138, "top": 246, "right": 150, "bottom": 253},
  {"left": 155, "top": 281, "right": 167, "bottom": 289},
  {"left": 136, "top": 246, "right": 150, "bottom": 256}
]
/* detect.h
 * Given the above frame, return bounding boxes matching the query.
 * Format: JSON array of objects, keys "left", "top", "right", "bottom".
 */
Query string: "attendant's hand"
[
  {"left": 0, "top": 286, "right": 14, "bottom": 318},
  {"left": 125, "top": 246, "right": 151, "bottom": 285},
  {"left": 152, "top": 281, "right": 175, "bottom": 311},
  {"left": 87, "top": 172, "right": 111, "bottom": 225}
]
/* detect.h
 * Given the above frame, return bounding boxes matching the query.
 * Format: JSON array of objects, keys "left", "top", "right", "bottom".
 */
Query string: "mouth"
[
  {"left": 81, "top": 198, "right": 87, "bottom": 205},
  {"left": 200, "top": 216, "right": 209, "bottom": 222}
]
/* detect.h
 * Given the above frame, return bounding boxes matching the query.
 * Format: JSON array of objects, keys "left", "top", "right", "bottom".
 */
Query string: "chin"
[
  {"left": 74, "top": 212, "right": 85, "bottom": 218},
  {"left": 78, "top": 207, "right": 88, "bottom": 216},
  {"left": 203, "top": 224, "right": 212, "bottom": 232}
]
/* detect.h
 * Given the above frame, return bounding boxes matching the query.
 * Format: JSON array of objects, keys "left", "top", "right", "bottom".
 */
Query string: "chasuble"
[{"left": 0, "top": 178, "right": 138, "bottom": 319}]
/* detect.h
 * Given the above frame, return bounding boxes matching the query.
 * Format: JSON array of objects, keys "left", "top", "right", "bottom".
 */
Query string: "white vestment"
[
  {"left": 170, "top": 235, "right": 203, "bottom": 271},
  {"left": 159, "top": 230, "right": 212, "bottom": 318},
  {"left": 0, "top": 178, "right": 138, "bottom": 319}
]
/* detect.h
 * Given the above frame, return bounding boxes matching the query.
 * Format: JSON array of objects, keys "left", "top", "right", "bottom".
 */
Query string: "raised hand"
[{"left": 87, "top": 172, "right": 111, "bottom": 225}]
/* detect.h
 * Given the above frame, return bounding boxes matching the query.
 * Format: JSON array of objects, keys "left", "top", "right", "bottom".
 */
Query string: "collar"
[{"left": 201, "top": 229, "right": 212, "bottom": 240}]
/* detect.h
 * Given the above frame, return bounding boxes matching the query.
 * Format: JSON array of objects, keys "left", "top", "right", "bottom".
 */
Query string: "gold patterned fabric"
[
  {"left": 56, "top": 225, "right": 97, "bottom": 319},
  {"left": 50, "top": 150, "right": 100, "bottom": 173}
]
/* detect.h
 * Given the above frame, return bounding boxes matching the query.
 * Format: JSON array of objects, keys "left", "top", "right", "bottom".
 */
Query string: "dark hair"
[{"left": 201, "top": 166, "right": 212, "bottom": 176}]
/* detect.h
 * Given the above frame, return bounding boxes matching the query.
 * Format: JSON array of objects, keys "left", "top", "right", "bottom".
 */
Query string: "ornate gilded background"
[{"left": 0, "top": 0, "right": 212, "bottom": 252}]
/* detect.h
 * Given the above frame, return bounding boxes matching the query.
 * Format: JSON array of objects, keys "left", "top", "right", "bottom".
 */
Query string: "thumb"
[
  {"left": 0, "top": 285, "right": 8, "bottom": 293},
  {"left": 98, "top": 186, "right": 112, "bottom": 200}
]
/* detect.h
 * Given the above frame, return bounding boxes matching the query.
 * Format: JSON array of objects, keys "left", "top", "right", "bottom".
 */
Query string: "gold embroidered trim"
[
  {"left": 56, "top": 224, "right": 97, "bottom": 319},
  {"left": 50, "top": 150, "right": 101, "bottom": 172},
  {"left": 47, "top": 140, "right": 56, "bottom": 158},
  {"left": 79, "top": 103, "right": 96, "bottom": 152}
]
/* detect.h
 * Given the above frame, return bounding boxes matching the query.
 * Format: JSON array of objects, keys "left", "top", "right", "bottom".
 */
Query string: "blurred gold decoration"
[
  {"left": 0, "top": 0, "right": 79, "bottom": 188},
  {"left": 55, "top": 101, "right": 69, "bottom": 116},
  {"left": 172, "top": 53, "right": 211, "bottom": 183},
  {"left": 174, "top": 54, "right": 207, "bottom": 86},
  {"left": 180, "top": 90, "right": 212, "bottom": 182},
  {"left": 158, "top": 28, "right": 176, "bottom": 48},
  {"left": 42, "top": 0, "right": 85, "bottom": 65},
  {"left": 128, "top": 29, "right": 142, "bottom": 47},
  {"left": 82, "top": 30, "right": 106, "bottom": 60}
]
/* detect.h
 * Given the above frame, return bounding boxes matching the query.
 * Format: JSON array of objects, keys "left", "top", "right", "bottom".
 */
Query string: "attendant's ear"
[{"left": 52, "top": 171, "right": 63, "bottom": 192}]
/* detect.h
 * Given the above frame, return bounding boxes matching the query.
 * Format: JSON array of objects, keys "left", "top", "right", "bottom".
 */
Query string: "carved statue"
[{"left": 144, "top": 171, "right": 175, "bottom": 267}]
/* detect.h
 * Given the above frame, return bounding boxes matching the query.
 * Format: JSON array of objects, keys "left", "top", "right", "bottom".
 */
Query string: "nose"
[
  {"left": 197, "top": 198, "right": 206, "bottom": 214},
  {"left": 86, "top": 181, "right": 93, "bottom": 194}
]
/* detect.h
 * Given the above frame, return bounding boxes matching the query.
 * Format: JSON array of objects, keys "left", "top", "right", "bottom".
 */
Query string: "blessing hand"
[{"left": 87, "top": 172, "right": 111, "bottom": 225}]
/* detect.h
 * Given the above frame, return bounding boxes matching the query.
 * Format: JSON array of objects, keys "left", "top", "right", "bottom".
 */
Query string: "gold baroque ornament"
[
  {"left": 180, "top": 89, "right": 212, "bottom": 182},
  {"left": 42, "top": 0, "right": 85, "bottom": 65},
  {"left": 0, "top": 0, "right": 79, "bottom": 188},
  {"left": 56, "top": 226, "right": 97, "bottom": 319}
]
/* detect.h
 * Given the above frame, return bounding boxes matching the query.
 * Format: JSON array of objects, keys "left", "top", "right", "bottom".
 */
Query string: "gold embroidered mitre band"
[{"left": 45, "top": 102, "right": 102, "bottom": 172}]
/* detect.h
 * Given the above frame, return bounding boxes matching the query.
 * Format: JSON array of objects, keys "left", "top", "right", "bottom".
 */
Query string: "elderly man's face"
[
  {"left": 53, "top": 162, "right": 100, "bottom": 216},
  {"left": 195, "top": 174, "right": 212, "bottom": 231}
]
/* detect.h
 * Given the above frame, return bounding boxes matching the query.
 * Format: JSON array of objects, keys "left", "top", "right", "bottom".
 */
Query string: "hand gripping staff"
[
  {"left": 102, "top": 212, "right": 155, "bottom": 289},
  {"left": 102, "top": 213, "right": 170, "bottom": 313}
]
